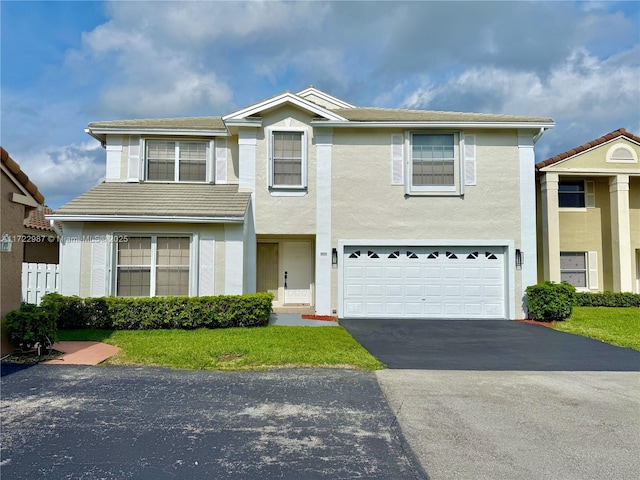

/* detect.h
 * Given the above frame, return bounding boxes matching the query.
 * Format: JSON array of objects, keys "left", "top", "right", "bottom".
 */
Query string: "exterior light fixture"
[
  {"left": 515, "top": 249, "right": 524, "bottom": 270},
  {"left": 332, "top": 248, "right": 338, "bottom": 266}
]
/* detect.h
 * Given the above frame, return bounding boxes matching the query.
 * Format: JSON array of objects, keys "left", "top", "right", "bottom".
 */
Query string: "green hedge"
[
  {"left": 525, "top": 281, "right": 576, "bottom": 321},
  {"left": 5, "top": 303, "right": 57, "bottom": 348},
  {"left": 574, "top": 291, "right": 640, "bottom": 307},
  {"left": 41, "top": 293, "right": 273, "bottom": 330}
]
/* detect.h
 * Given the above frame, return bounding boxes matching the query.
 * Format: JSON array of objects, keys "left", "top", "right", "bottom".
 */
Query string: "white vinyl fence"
[{"left": 22, "top": 263, "right": 60, "bottom": 305}]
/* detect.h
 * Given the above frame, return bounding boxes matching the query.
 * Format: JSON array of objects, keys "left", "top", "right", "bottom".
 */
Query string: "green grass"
[
  {"left": 57, "top": 326, "right": 384, "bottom": 371},
  {"left": 553, "top": 307, "right": 640, "bottom": 351}
]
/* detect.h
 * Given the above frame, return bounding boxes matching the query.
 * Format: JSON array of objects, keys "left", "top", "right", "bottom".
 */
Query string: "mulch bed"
[
  {"left": 1, "top": 350, "right": 63, "bottom": 364},
  {"left": 516, "top": 319, "right": 556, "bottom": 328}
]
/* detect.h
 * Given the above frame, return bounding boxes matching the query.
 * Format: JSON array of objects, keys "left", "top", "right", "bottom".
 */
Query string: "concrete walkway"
[{"left": 43, "top": 341, "right": 121, "bottom": 366}]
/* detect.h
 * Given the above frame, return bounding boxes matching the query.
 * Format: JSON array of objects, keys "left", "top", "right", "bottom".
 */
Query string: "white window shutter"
[
  {"left": 464, "top": 134, "right": 476, "bottom": 186},
  {"left": 91, "top": 240, "right": 108, "bottom": 297},
  {"left": 391, "top": 134, "right": 404, "bottom": 185},
  {"left": 105, "top": 135, "right": 123, "bottom": 181},
  {"left": 199, "top": 237, "right": 215, "bottom": 295},
  {"left": 588, "top": 251, "right": 599, "bottom": 290},
  {"left": 128, "top": 135, "right": 140, "bottom": 182},
  {"left": 215, "top": 138, "right": 228, "bottom": 184},
  {"left": 585, "top": 180, "right": 595, "bottom": 208}
]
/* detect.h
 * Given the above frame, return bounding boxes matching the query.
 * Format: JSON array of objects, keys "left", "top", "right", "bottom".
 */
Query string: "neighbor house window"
[
  {"left": 146, "top": 140, "right": 208, "bottom": 182},
  {"left": 270, "top": 131, "right": 306, "bottom": 189},
  {"left": 560, "top": 252, "right": 587, "bottom": 288},
  {"left": 410, "top": 133, "right": 455, "bottom": 190},
  {"left": 116, "top": 236, "right": 190, "bottom": 297},
  {"left": 558, "top": 180, "right": 585, "bottom": 208}
]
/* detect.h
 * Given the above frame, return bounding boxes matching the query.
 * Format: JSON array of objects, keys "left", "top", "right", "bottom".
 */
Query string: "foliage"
[
  {"left": 57, "top": 326, "right": 385, "bottom": 371},
  {"left": 525, "top": 281, "right": 576, "bottom": 321},
  {"left": 574, "top": 291, "right": 640, "bottom": 308},
  {"left": 554, "top": 307, "right": 640, "bottom": 351},
  {"left": 4, "top": 303, "right": 57, "bottom": 349},
  {"left": 42, "top": 293, "right": 274, "bottom": 330}
]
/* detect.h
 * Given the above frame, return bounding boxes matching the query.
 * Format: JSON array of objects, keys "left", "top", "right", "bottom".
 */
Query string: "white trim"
[
  {"left": 106, "top": 135, "right": 123, "bottom": 180},
  {"left": 315, "top": 128, "right": 333, "bottom": 315},
  {"left": 88, "top": 127, "right": 228, "bottom": 137},
  {"left": 406, "top": 131, "right": 459, "bottom": 195},
  {"left": 463, "top": 134, "right": 476, "bottom": 186},
  {"left": 144, "top": 138, "right": 210, "bottom": 183},
  {"left": 127, "top": 135, "right": 141, "bottom": 182},
  {"left": 296, "top": 87, "right": 356, "bottom": 109},
  {"left": 48, "top": 215, "right": 244, "bottom": 223},
  {"left": 238, "top": 129, "right": 257, "bottom": 192},
  {"left": 517, "top": 131, "right": 538, "bottom": 311},
  {"left": 90, "top": 240, "right": 108, "bottom": 297},
  {"left": 391, "top": 134, "right": 404, "bottom": 185},
  {"left": 606, "top": 143, "right": 638, "bottom": 164},
  {"left": 540, "top": 167, "right": 640, "bottom": 175},
  {"left": 312, "top": 120, "right": 555, "bottom": 129},
  {"left": 215, "top": 137, "right": 228, "bottom": 184},
  {"left": 538, "top": 136, "right": 640, "bottom": 171},
  {"left": 223, "top": 92, "right": 347, "bottom": 122},
  {"left": 337, "top": 239, "right": 515, "bottom": 320},
  {"left": 588, "top": 251, "right": 599, "bottom": 290}
]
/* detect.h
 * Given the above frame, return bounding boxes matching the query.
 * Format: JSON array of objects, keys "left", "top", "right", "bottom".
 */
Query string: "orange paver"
[{"left": 43, "top": 341, "right": 121, "bottom": 366}]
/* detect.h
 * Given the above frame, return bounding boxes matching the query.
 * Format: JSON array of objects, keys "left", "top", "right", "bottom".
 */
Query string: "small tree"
[{"left": 525, "top": 281, "right": 576, "bottom": 321}]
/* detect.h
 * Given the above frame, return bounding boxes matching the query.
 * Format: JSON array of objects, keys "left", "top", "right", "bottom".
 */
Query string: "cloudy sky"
[{"left": 1, "top": 0, "right": 639, "bottom": 209}]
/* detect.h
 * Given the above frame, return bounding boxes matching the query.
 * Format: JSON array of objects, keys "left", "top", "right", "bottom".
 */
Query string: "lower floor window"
[
  {"left": 560, "top": 252, "right": 587, "bottom": 288},
  {"left": 117, "top": 236, "right": 190, "bottom": 297}
]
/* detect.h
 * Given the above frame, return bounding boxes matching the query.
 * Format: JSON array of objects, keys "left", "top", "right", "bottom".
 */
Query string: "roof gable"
[
  {"left": 222, "top": 91, "right": 348, "bottom": 122},
  {"left": 537, "top": 128, "right": 640, "bottom": 172},
  {"left": 296, "top": 87, "right": 355, "bottom": 110},
  {"left": 1, "top": 147, "right": 45, "bottom": 205}
]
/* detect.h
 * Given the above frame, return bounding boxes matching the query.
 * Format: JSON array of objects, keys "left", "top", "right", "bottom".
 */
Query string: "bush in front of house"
[
  {"left": 526, "top": 281, "right": 576, "bottom": 321},
  {"left": 41, "top": 292, "right": 274, "bottom": 330},
  {"left": 574, "top": 291, "right": 640, "bottom": 308},
  {"left": 4, "top": 303, "right": 57, "bottom": 350}
]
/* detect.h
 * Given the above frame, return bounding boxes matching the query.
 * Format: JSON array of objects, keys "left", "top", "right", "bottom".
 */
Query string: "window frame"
[
  {"left": 560, "top": 251, "right": 588, "bottom": 290},
  {"left": 406, "top": 131, "right": 460, "bottom": 194},
  {"left": 143, "top": 138, "right": 214, "bottom": 183},
  {"left": 114, "top": 234, "right": 194, "bottom": 297},
  {"left": 268, "top": 127, "right": 308, "bottom": 192}
]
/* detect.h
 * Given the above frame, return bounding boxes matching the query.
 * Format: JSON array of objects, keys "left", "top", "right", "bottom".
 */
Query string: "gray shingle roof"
[
  {"left": 332, "top": 107, "right": 553, "bottom": 123},
  {"left": 88, "top": 117, "right": 226, "bottom": 130},
  {"left": 54, "top": 183, "right": 250, "bottom": 219}
]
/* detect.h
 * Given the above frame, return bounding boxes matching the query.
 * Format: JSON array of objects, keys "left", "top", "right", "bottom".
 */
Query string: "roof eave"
[
  {"left": 46, "top": 214, "right": 245, "bottom": 224},
  {"left": 310, "top": 120, "right": 556, "bottom": 129},
  {"left": 86, "top": 127, "right": 230, "bottom": 138}
]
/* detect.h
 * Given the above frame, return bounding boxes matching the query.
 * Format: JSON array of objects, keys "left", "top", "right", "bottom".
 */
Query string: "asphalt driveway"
[
  {"left": 340, "top": 319, "right": 640, "bottom": 370},
  {"left": 0, "top": 365, "right": 426, "bottom": 480}
]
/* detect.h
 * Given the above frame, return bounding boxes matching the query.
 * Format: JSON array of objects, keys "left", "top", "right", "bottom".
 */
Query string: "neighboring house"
[
  {"left": 49, "top": 87, "right": 554, "bottom": 320},
  {"left": 536, "top": 128, "right": 640, "bottom": 293},
  {"left": 1, "top": 147, "right": 45, "bottom": 354},
  {"left": 23, "top": 206, "right": 61, "bottom": 264}
]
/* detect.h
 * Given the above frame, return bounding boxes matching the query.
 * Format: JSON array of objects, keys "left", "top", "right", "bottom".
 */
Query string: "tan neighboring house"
[
  {"left": 1, "top": 147, "right": 45, "bottom": 355},
  {"left": 23, "top": 206, "right": 61, "bottom": 264},
  {"left": 536, "top": 128, "right": 640, "bottom": 293},
  {"left": 49, "top": 87, "right": 555, "bottom": 320}
]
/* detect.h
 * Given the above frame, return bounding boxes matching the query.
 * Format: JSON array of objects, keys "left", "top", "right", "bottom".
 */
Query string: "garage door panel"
[{"left": 343, "top": 245, "right": 506, "bottom": 319}]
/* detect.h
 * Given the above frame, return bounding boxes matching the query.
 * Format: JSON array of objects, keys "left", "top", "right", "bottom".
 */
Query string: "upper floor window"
[
  {"left": 558, "top": 179, "right": 595, "bottom": 208},
  {"left": 146, "top": 140, "right": 208, "bottom": 182},
  {"left": 409, "top": 133, "right": 457, "bottom": 193},
  {"left": 269, "top": 130, "right": 307, "bottom": 190}
]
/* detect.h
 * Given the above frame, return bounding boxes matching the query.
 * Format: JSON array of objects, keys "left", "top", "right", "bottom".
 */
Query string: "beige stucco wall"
[
  {"left": 630, "top": 176, "right": 640, "bottom": 291},
  {"left": 77, "top": 222, "right": 228, "bottom": 297},
  {"left": 23, "top": 236, "right": 59, "bottom": 264},
  {"left": 254, "top": 106, "right": 317, "bottom": 235},
  {"left": 1, "top": 174, "right": 33, "bottom": 354}
]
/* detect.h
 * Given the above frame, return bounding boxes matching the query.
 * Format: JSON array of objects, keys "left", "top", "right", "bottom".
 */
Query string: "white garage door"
[{"left": 343, "top": 246, "right": 506, "bottom": 319}]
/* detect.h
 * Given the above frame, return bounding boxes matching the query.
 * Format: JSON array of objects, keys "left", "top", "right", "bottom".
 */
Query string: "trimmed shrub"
[
  {"left": 4, "top": 303, "right": 57, "bottom": 349},
  {"left": 42, "top": 292, "right": 273, "bottom": 330},
  {"left": 526, "top": 281, "right": 576, "bottom": 321},
  {"left": 574, "top": 291, "right": 640, "bottom": 308}
]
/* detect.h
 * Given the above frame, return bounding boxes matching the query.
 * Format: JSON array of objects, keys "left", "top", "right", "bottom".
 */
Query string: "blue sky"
[{"left": 1, "top": 0, "right": 639, "bottom": 209}]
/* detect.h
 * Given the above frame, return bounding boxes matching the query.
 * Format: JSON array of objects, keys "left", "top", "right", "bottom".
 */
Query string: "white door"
[
  {"left": 343, "top": 246, "right": 506, "bottom": 319},
  {"left": 283, "top": 241, "right": 312, "bottom": 305}
]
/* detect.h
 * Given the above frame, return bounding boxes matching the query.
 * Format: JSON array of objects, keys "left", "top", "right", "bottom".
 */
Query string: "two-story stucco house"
[
  {"left": 536, "top": 128, "right": 640, "bottom": 293},
  {"left": 49, "top": 87, "right": 554, "bottom": 319}
]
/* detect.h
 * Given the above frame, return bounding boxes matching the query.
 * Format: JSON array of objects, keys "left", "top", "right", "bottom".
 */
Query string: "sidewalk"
[{"left": 43, "top": 341, "right": 121, "bottom": 366}]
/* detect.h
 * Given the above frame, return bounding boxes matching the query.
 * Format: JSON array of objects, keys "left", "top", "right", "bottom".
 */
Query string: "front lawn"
[
  {"left": 57, "top": 326, "right": 384, "bottom": 370},
  {"left": 553, "top": 307, "right": 640, "bottom": 351}
]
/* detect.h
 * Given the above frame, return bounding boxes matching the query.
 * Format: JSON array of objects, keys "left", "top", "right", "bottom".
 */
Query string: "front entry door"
[
  {"left": 257, "top": 243, "right": 279, "bottom": 299},
  {"left": 283, "top": 241, "right": 312, "bottom": 305}
]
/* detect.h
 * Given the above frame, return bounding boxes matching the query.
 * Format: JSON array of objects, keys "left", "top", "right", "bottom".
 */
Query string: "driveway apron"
[{"left": 0, "top": 365, "right": 427, "bottom": 480}]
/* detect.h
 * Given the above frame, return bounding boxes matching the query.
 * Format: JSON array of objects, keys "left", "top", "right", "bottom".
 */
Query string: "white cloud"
[{"left": 14, "top": 142, "right": 105, "bottom": 209}]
